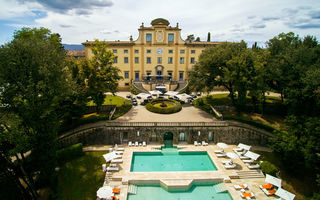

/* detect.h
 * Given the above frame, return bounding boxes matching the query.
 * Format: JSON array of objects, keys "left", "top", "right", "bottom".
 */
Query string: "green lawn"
[
  {"left": 87, "top": 95, "right": 126, "bottom": 107},
  {"left": 57, "top": 151, "right": 107, "bottom": 200}
]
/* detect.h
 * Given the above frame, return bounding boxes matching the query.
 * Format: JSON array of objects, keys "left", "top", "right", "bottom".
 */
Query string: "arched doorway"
[{"left": 163, "top": 132, "right": 173, "bottom": 147}]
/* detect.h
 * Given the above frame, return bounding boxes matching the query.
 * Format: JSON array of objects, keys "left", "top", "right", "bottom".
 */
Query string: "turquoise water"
[
  {"left": 130, "top": 148, "right": 217, "bottom": 172},
  {"left": 127, "top": 182, "right": 233, "bottom": 200}
]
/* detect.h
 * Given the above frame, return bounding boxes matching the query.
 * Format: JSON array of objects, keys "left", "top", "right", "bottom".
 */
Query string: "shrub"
[
  {"left": 130, "top": 84, "right": 139, "bottom": 95},
  {"left": 146, "top": 99, "right": 182, "bottom": 114},
  {"left": 260, "top": 160, "right": 278, "bottom": 176},
  {"left": 57, "top": 143, "right": 84, "bottom": 164}
]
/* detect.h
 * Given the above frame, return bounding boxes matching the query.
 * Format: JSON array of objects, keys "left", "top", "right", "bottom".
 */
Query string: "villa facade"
[{"left": 82, "top": 18, "right": 222, "bottom": 90}]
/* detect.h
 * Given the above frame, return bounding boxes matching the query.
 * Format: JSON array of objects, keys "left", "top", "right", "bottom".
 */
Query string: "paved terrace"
[{"left": 88, "top": 144, "right": 277, "bottom": 200}]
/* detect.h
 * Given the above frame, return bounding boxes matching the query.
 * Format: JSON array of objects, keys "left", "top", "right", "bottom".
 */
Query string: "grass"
[
  {"left": 87, "top": 95, "right": 127, "bottom": 107},
  {"left": 56, "top": 151, "right": 107, "bottom": 200},
  {"left": 256, "top": 151, "right": 316, "bottom": 200},
  {"left": 194, "top": 94, "right": 286, "bottom": 131}
]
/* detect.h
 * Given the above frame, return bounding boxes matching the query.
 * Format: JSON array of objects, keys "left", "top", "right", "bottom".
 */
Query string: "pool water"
[
  {"left": 127, "top": 182, "right": 233, "bottom": 200},
  {"left": 130, "top": 147, "right": 217, "bottom": 172}
]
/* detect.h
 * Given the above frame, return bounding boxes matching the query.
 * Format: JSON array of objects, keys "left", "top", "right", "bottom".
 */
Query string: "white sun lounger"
[
  {"left": 216, "top": 153, "right": 227, "bottom": 157},
  {"left": 107, "top": 166, "right": 119, "bottom": 172},
  {"left": 128, "top": 141, "right": 133, "bottom": 147},
  {"left": 135, "top": 141, "right": 139, "bottom": 146},
  {"left": 142, "top": 141, "right": 146, "bottom": 146},
  {"left": 246, "top": 163, "right": 260, "bottom": 169},
  {"left": 194, "top": 141, "right": 200, "bottom": 146},
  {"left": 115, "top": 147, "right": 124, "bottom": 151},
  {"left": 243, "top": 159, "right": 255, "bottom": 163},
  {"left": 234, "top": 184, "right": 248, "bottom": 190},
  {"left": 222, "top": 159, "right": 232, "bottom": 165},
  {"left": 262, "top": 188, "right": 277, "bottom": 196},
  {"left": 225, "top": 163, "right": 236, "bottom": 169},
  {"left": 202, "top": 141, "right": 208, "bottom": 146},
  {"left": 111, "top": 159, "right": 123, "bottom": 163},
  {"left": 240, "top": 192, "right": 255, "bottom": 199},
  {"left": 214, "top": 149, "right": 224, "bottom": 154},
  {"left": 115, "top": 151, "right": 123, "bottom": 155}
]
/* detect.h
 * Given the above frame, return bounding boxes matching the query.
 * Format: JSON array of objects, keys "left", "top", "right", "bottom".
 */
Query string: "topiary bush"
[
  {"left": 57, "top": 143, "right": 84, "bottom": 164},
  {"left": 260, "top": 160, "right": 278, "bottom": 176},
  {"left": 146, "top": 99, "right": 182, "bottom": 114}
]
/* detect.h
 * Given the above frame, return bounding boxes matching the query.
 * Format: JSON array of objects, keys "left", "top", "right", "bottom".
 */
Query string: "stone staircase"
[
  {"left": 175, "top": 81, "right": 188, "bottom": 93},
  {"left": 128, "top": 184, "right": 138, "bottom": 194},
  {"left": 236, "top": 170, "right": 265, "bottom": 179},
  {"left": 132, "top": 81, "right": 149, "bottom": 93}
]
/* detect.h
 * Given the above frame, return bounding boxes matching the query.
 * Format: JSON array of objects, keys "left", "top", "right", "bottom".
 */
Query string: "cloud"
[
  {"left": 60, "top": 24, "right": 73, "bottom": 28},
  {"left": 309, "top": 11, "right": 320, "bottom": 19},
  {"left": 251, "top": 24, "right": 266, "bottom": 29},
  {"left": 262, "top": 17, "right": 280, "bottom": 21},
  {"left": 100, "top": 29, "right": 120, "bottom": 35},
  {"left": 20, "top": 0, "right": 113, "bottom": 13},
  {"left": 291, "top": 23, "right": 320, "bottom": 29},
  {"left": 75, "top": 9, "right": 91, "bottom": 15}
]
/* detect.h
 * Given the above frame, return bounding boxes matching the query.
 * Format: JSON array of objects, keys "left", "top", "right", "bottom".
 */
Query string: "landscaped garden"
[{"left": 146, "top": 98, "right": 182, "bottom": 114}]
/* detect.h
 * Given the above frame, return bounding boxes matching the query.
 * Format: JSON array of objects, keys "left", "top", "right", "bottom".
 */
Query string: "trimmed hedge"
[
  {"left": 57, "top": 143, "right": 84, "bottom": 164},
  {"left": 223, "top": 116, "right": 278, "bottom": 133},
  {"left": 146, "top": 99, "right": 182, "bottom": 114},
  {"left": 260, "top": 161, "right": 278, "bottom": 176}
]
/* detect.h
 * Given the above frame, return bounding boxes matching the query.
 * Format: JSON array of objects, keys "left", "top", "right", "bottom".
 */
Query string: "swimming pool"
[
  {"left": 127, "top": 182, "right": 233, "bottom": 200},
  {"left": 130, "top": 148, "right": 217, "bottom": 172}
]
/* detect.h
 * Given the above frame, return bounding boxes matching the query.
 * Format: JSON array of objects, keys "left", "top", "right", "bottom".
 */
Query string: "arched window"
[{"left": 178, "top": 132, "right": 186, "bottom": 141}]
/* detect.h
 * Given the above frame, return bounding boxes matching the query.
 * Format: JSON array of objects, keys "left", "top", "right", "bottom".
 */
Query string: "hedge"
[
  {"left": 223, "top": 116, "right": 278, "bottom": 133},
  {"left": 56, "top": 143, "right": 84, "bottom": 164},
  {"left": 146, "top": 99, "right": 182, "bottom": 114},
  {"left": 260, "top": 161, "right": 278, "bottom": 176}
]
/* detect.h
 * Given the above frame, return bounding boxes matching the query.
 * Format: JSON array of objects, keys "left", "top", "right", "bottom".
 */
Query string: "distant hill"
[{"left": 63, "top": 44, "right": 84, "bottom": 51}]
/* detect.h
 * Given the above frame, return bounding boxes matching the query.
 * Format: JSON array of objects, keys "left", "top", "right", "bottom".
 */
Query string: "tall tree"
[
  {"left": 207, "top": 32, "right": 211, "bottom": 42},
  {"left": 186, "top": 34, "right": 195, "bottom": 42},
  {"left": 83, "top": 40, "right": 122, "bottom": 112},
  {"left": 195, "top": 37, "right": 201, "bottom": 42},
  {"left": 0, "top": 27, "right": 73, "bottom": 193}
]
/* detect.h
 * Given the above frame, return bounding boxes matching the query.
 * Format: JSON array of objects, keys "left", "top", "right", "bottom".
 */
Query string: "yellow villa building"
[{"left": 83, "top": 18, "right": 221, "bottom": 91}]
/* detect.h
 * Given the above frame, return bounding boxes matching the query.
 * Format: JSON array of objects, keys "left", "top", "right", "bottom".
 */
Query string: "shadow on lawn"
[{"left": 57, "top": 151, "right": 107, "bottom": 200}]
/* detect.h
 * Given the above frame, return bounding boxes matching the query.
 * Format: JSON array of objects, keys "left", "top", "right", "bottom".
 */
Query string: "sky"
[{"left": 1, "top": 0, "right": 320, "bottom": 47}]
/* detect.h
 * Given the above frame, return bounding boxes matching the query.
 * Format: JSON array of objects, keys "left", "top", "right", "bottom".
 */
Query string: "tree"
[
  {"left": 83, "top": 40, "right": 122, "bottom": 112},
  {"left": 195, "top": 37, "right": 201, "bottom": 42},
  {"left": 186, "top": 34, "right": 195, "bottom": 42},
  {"left": 0, "top": 27, "right": 73, "bottom": 194},
  {"left": 207, "top": 32, "right": 211, "bottom": 42}
]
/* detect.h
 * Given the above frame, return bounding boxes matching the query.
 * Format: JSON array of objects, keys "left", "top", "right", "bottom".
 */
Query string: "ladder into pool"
[{"left": 128, "top": 184, "right": 138, "bottom": 194}]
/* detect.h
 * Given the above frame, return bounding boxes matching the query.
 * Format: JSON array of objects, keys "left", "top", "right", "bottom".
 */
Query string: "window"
[
  {"left": 124, "top": 57, "right": 128, "bottom": 63},
  {"left": 124, "top": 72, "right": 129, "bottom": 79},
  {"left": 180, "top": 49, "right": 185, "bottom": 54},
  {"left": 191, "top": 50, "right": 196, "bottom": 54},
  {"left": 180, "top": 57, "right": 184, "bottom": 64},
  {"left": 179, "top": 72, "right": 184, "bottom": 81},
  {"left": 135, "top": 49, "right": 139, "bottom": 53},
  {"left": 113, "top": 49, "right": 117, "bottom": 53},
  {"left": 190, "top": 57, "right": 195, "bottom": 64},
  {"left": 208, "top": 131, "right": 214, "bottom": 141},
  {"left": 124, "top": 49, "right": 128, "bottom": 53},
  {"left": 168, "top": 33, "right": 174, "bottom": 42},
  {"left": 179, "top": 132, "right": 186, "bottom": 141},
  {"left": 135, "top": 57, "right": 139, "bottom": 64},
  {"left": 157, "top": 57, "right": 162, "bottom": 64},
  {"left": 125, "top": 83, "right": 129, "bottom": 86},
  {"left": 135, "top": 72, "right": 139, "bottom": 81},
  {"left": 113, "top": 57, "right": 117, "bottom": 63},
  {"left": 168, "top": 57, "right": 173, "bottom": 64},
  {"left": 147, "top": 49, "right": 151, "bottom": 53},
  {"left": 168, "top": 49, "right": 173, "bottom": 54},
  {"left": 146, "top": 57, "right": 151, "bottom": 63},
  {"left": 146, "top": 33, "right": 152, "bottom": 42}
]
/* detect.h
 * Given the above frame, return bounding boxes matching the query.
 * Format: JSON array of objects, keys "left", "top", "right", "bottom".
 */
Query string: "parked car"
[
  {"left": 131, "top": 97, "right": 137, "bottom": 102},
  {"left": 197, "top": 93, "right": 201, "bottom": 96},
  {"left": 132, "top": 101, "right": 138, "bottom": 106},
  {"left": 126, "top": 94, "right": 132, "bottom": 98},
  {"left": 136, "top": 96, "right": 141, "bottom": 99},
  {"left": 140, "top": 102, "right": 146, "bottom": 106},
  {"left": 143, "top": 99, "right": 149, "bottom": 103},
  {"left": 191, "top": 94, "right": 196, "bottom": 98},
  {"left": 179, "top": 100, "right": 185, "bottom": 104}
]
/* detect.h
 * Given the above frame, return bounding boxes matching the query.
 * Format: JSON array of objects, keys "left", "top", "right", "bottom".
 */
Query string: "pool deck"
[{"left": 94, "top": 144, "right": 279, "bottom": 200}]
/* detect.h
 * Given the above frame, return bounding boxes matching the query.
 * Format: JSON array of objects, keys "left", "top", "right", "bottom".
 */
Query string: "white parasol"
[
  {"left": 226, "top": 152, "right": 239, "bottom": 159},
  {"left": 275, "top": 188, "right": 295, "bottom": 200},
  {"left": 265, "top": 174, "right": 282, "bottom": 187},
  {"left": 217, "top": 142, "right": 229, "bottom": 149},
  {"left": 96, "top": 186, "right": 114, "bottom": 199},
  {"left": 103, "top": 152, "right": 120, "bottom": 163}
]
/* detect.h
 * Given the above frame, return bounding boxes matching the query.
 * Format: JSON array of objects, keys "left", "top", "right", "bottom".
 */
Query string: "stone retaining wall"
[{"left": 58, "top": 122, "right": 272, "bottom": 148}]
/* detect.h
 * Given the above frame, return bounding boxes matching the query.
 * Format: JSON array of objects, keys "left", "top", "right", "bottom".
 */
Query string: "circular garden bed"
[{"left": 146, "top": 98, "right": 182, "bottom": 114}]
